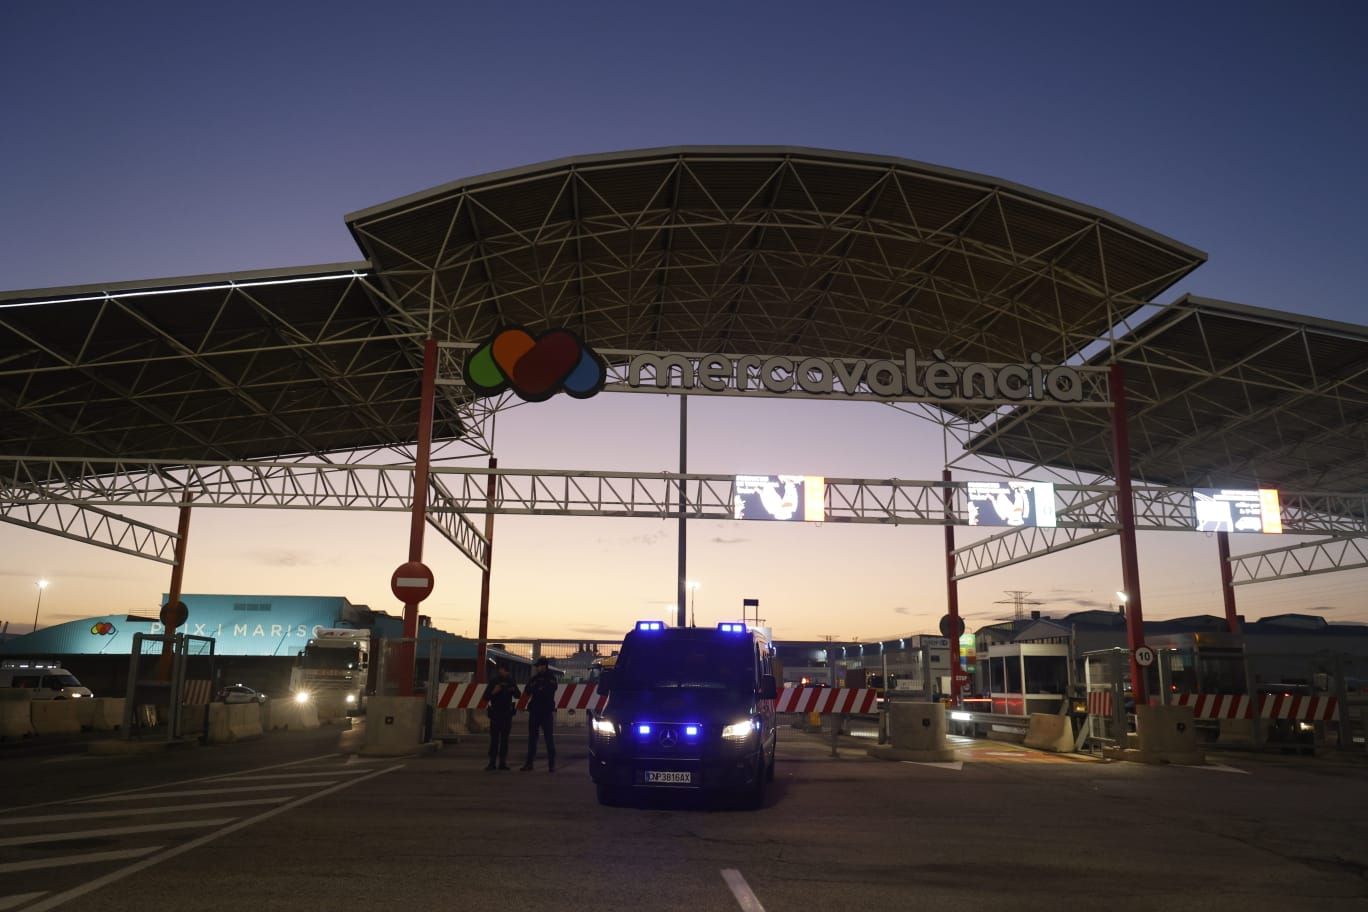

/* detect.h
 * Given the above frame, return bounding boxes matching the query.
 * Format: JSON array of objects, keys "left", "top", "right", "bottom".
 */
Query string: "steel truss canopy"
[
  {"left": 966, "top": 295, "right": 1368, "bottom": 502},
  {"left": 3, "top": 145, "right": 1363, "bottom": 591}
]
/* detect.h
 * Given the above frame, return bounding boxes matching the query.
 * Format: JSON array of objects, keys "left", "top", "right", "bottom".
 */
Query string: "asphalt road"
[{"left": 2, "top": 721, "right": 1366, "bottom": 911}]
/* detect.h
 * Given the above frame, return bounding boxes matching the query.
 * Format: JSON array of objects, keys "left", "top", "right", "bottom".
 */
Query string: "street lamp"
[
  {"left": 33, "top": 579, "right": 49, "bottom": 633},
  {"left": 687, "top": 580, "right": 701, "bottom": 627}
]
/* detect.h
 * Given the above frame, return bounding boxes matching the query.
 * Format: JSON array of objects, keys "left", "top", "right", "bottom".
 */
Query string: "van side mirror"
[
  {"left": 596, "top": 669, "right": 614, "bottom": 696},
  {"left": 759, "top": 674, "right": 778, "bottom": 700}
]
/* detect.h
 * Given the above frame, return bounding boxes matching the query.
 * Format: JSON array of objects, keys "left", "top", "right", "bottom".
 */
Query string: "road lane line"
[
  {"left": 2, "top": 798, "right": 292, "bottom": 825},
  {"left": 0, "top": 753, "right": 341, "bottom": 814},
  {"left": 0, "top": 818, "right": 238, "bottom": 848},
  {"left": 0, "top": 893, "right": 47, "bottom": 910},
  {"left": 0, "top": 846, "right": 164, "bottom": 874},
  {"left": 721, "top": 869, "right": 766, "bottom": 912},
  {"left": 901, "top": 760, "right": 964, "bottom": 770},
  {"left": 80, "top": 783, "right": 332, "bottom": 803},
  {"left": 204, "top": 770, "right": 373, "bottom": 782},
  {"left": 1174, "top": 762, "right": 1249, "bottom": 774},
  {"left": 22, "top": 763, "right": 404, "bottom": 912}
]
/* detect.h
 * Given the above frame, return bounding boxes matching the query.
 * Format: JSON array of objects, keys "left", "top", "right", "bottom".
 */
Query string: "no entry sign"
[{"left": 391, "top": 561, "right": 435, "bottom": 603}]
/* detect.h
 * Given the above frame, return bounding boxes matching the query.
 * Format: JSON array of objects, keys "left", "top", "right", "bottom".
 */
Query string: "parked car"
[{"left": 215, "top": 684, "right": 267, "bottom": 704}]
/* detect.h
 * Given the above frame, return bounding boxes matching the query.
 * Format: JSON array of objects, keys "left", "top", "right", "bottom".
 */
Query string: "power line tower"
[{"left": 995, "top": 589, "right": 1044, "bottom": 621}]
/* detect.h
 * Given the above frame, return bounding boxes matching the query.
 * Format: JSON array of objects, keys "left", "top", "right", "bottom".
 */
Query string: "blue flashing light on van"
[{"left": 587, "top": 623, "right": 777, "bottom": 809}]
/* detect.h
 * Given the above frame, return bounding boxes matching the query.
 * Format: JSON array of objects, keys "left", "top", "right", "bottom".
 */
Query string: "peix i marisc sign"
[{"left": 611, "top": 349, "right": 1098, "bottom": 405}]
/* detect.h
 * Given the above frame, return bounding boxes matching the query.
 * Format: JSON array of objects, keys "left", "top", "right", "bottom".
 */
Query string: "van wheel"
[
  {"left": 744, "top": 759, "right": 766, "bottom": 810},
  {"left": 765, "top": 751, "right": 776, "bottom": 782}
]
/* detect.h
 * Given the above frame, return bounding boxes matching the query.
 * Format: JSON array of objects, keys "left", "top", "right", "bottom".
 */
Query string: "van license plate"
[{"left": 644, "top": 770, "right": 692, "bottom": 784}]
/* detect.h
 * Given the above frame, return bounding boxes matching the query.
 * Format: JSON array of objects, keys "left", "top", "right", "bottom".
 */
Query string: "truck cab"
[{"left": 588, "top": 621, "right": 777, "bottom": 808}]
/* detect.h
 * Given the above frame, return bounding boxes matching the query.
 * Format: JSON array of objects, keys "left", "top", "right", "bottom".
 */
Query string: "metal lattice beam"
[
  {"left": 1228, "top": 535, "right": 1368, "bottom": 585},
  {"left": 0, "top": 486, "right": 179, "bottom": 564}
]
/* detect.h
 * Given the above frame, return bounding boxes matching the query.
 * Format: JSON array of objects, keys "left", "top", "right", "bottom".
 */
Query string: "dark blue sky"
[
  {"left": 4, "top": 2, "right": 1365, "bottom": 322},
  {"left": 2, "top": 2, "right": 1365, "bottom": 637}
]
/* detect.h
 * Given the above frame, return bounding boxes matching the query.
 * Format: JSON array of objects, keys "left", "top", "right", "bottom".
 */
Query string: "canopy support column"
[
  {"left": 399, "top": 338, "right": 437, "bottom": 697},
  {"left": 1217, "top": 530, "right": 1240, "bottom": 634},
  {"left": 475, "top": 456, "right": 497, "bottom": 683},
  {"left": 1110, "top": 363, "right": 1148, "bottom": 706},
  {"left": 676, "top": 394, "right": 687, "bottom": 628},
  {"left": 943, "top": 469, "right": 964, "bottom": 704}
]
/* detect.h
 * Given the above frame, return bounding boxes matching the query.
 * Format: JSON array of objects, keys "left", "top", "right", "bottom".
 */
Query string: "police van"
[
  {"left": 588, "top": 621, "right": 777, "bottom": 808},
  {"left": 0, "top": 661, "right": 94, "bottom": 699}
]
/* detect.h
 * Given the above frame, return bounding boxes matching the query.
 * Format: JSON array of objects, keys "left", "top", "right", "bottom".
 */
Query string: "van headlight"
[
  {"left": 345, "top": 694, "right": 356, "bottom": 704},
  {"left": 591, "top": 717, "right": 616, "bottom": 736},
  {"left": 722, "top": 719, "right": 757, "bottom": 740},
  {"left": 294, "top": 691, "right": 311, "bottom": 704}
]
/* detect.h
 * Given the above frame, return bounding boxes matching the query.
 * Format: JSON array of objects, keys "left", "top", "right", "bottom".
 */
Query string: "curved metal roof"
[
  {"left": 2, "top": 146, "right": 1206, "bottom": 469},
  {"left": 966, "top": 295, "right": 1368, "bottom": 494}
]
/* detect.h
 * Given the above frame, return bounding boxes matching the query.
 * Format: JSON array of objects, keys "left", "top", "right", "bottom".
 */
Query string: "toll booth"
[{"left": 984, "top": 643, "right": 1070, "bottom": 716}]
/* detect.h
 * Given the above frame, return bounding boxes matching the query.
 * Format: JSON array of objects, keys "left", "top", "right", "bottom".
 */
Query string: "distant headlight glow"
[
  {"left": 345, "top": 694, "right": 356, "bottom": 704},
  {"left": 294, "top": 691, "right": 311, "bottom": 704}
]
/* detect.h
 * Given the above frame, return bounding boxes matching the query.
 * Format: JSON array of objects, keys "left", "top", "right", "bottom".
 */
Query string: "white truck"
[{"left": 289, "top": 628, "right": 374, "bottom": 718}]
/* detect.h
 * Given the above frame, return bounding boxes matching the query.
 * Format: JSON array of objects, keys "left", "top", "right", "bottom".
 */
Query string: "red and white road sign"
[{"left": 390, "top": 561, "right": 434, "bottom": 603}]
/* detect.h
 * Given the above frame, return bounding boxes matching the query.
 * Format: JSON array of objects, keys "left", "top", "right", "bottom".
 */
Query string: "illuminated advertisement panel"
[
  {"left": 733, "top": 475, "right": 825, "bottom": 522},
  {"left": 1192, "top": 488, "right": 1283, "bottom": 533},
  {"left": 965, "top": 481, "right": 1057, "bottom": 528}
]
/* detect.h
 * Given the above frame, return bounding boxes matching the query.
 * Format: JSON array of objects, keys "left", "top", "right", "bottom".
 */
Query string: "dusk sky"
[{"left": 2, "top": 2, "right": 1365, "bottom": 643}]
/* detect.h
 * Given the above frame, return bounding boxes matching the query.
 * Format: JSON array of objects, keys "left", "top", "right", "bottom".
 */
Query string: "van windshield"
[
  {"left": 43, "top": 674, "right": 81, "bottom": 688},
  {"left": 615, "top": 636, "right": 755, "bottom": 692},
  {"left": 301, "top": 644, "right": 362, "bottom": 669}
]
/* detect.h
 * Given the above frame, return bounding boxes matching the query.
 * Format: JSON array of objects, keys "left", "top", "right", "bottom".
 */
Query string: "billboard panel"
[
  {"left": 1192, "top": 488, "right": 1283, "bottom": 533},
  {"left": 965, "top": 481, "right": 1057, "bottom": 528},
  {"left": 733, "top": 475, "right": 825, "bottom": 522}
]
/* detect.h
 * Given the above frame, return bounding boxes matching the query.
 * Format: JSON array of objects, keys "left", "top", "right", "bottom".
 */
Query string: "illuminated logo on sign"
[
  {"left": 1192, "top": 488, "right": 1283, "bottom": 534},
  {"left": 733, "top": 475, "right": 826, "bottom": 522},
  {"left": 465, "top": 327, "right": 607, "bottom": 402},
  {"left": 90, "top": 622, "right": 117, "bottom": 636}
]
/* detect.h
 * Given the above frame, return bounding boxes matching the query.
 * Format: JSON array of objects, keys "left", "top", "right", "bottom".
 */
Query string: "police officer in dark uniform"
[
  {"left": 482, "top": 665, "right": 520, "bottom": 771},
  {"left": 521, "top": 656, "right": 558, "bottom": 772}
]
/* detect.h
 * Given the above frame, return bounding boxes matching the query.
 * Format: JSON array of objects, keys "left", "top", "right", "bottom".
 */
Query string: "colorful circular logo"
[
  {"left": 90, "top": 622, "right": 117, "bottom": 635},
  {"left": 465, "top": 327, "right": 606, "bottom": 402}
]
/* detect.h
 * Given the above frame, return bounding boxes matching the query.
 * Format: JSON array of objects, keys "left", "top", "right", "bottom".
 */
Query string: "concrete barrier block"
[
  {"left": 558, "top": 707, "right": 586, "bottom": 729},
  {"left": 273, "top": 699, "right": 319, "bottom": 731},
  {"left": 1108, "top": 705, "right": 1204, "bottom": 765},
  {"left": 228, "top": 702, "right": 264, "bottom": 740},
  {"left": 361, "top": 696, "right": 428, "bottom": 756},
  {"left": 1023, "top": 713, "right": 1075, "bottom": 753},
  {"left": 178, "top": 704, "right": 208, "bottom": 735},
  {"left": 1216, "top": 718, "right": 1256, "bottom": 746},
  {"left": 31, "top": 700, "right": 81, "bottom": 736},
  {"left": 205, "top": 703, "right": 232, "bottom": 743},
  {"left": 88, "top": 699, "right": 124, "bottom": 731},
  {"left": 0, "top": 690, "right": 35, "bottom": 739},
  {"left": 870, "top": 701, "right": 955, "bottom": 762},
  {"left": 434, "top": 707, "right": 468, "bottom": 737}
]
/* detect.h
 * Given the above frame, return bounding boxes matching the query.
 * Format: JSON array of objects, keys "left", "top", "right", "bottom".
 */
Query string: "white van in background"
[{"left": 0, "top": 661, "right": 94, "bottom": 699}]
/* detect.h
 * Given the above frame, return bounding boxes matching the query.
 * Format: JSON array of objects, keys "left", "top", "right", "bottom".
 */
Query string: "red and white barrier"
[
  {"left": 183, "top": 679, "right": 213, "bottom": 705},
  {"left": 1086, "top": 690, "right": 1114, "bottom": 717},
  {"left": 433, "top": 682, "right": 607, "bottom": 713},
  {"left": 1162, "top": 693, "right": 1338, "bottom": 721},
  {"left": 775, "top": 686, "right": 879, "bottom": 715}
]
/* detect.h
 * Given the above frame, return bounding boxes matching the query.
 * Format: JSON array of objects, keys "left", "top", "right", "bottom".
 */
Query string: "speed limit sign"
[{"left": 1134, "top": 645, "right": 1156, "bottom": 667}]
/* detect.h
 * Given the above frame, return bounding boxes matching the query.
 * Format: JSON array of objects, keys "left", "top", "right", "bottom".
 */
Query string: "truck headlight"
[
  {"left": 345, "top": 694, "right": 356, "bottom": 704},
  {"left": 722, "top": 719, "right": 756, "bottom": 740},
  {"left": 294, "top": 691, "right": 311, "bottom": 704},
  {"left": 591, "top": 717, "right": 616, "bottom": 736}
]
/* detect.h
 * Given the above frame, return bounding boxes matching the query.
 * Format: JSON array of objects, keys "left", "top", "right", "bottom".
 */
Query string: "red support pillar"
[
  {"left": 943, "top": 469, "right": 965, "bottom": 704},
  {"left": 475, "top": 456, "right": 497, "bottom": 684},
  {"left": 398, "top": 338, "right": 438, "bottom": 697},
  {"left": 1110, "top": 362, "right": 1148, "bottom": 706},
  {"left": 1217, "top": 530, "right": 1240, "bottom": 634},
  {"left": 157, "top": 489, "right": 193, "bottom": 680}
]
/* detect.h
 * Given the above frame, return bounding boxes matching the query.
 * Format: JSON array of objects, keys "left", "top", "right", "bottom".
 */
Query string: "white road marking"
[
  {"left": 80, "top": 782, "right": 332, "bottom": 803},
  {"left": 721, "top": 868, "right": 766, "bottom": 912},
  {"left": 0, "top": 752, "right": 341, "bottom": 814},
  {"left": 1174, "top": 762, "right": 1249, "bottom": 774},
  {"left": 21, "top": 763, "right": 404, "bottom": 912},
  {"left": 0, "top": 893, "right": 48, "bottom": 911},
  {"left": 204, "top": 770, "right": 372, "bottom": 782},
  {"left": 0, "top": 818, "right": 237, "bottom": 848},
  {"left": 0, "top": 846, "right": 164, "bottom": 874},
  {"left": 2, "top": 798, "right": 291, "bottom": 825},
  {"left": 901, "top": 760, "right": 965, "bottom": 770}
]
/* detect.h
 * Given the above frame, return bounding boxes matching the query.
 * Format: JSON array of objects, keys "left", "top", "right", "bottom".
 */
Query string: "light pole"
[
  {"left": 33, "top": 579, "right": 49, "bottom": 633},
  {"left": 687, "top": 580, "right": 701, "bottom": 627}
]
